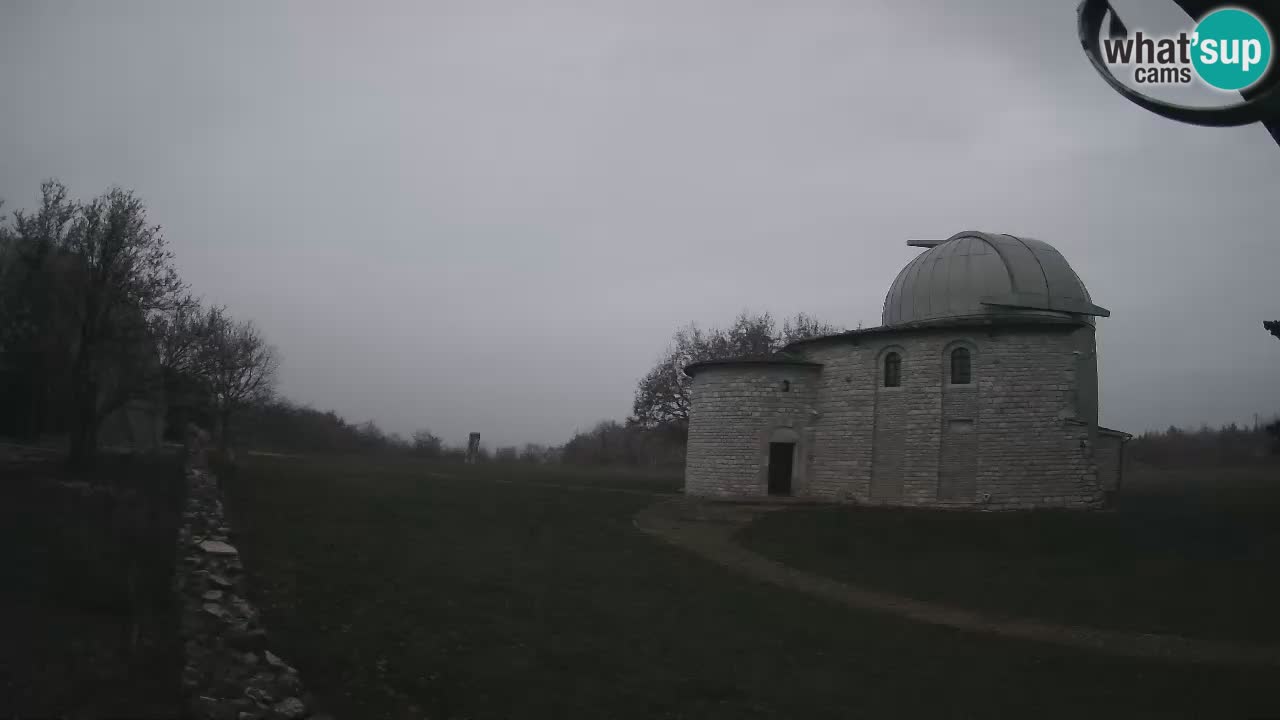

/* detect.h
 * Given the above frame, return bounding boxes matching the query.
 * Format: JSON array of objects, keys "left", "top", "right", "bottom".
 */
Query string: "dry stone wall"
[{"left": 177, "top": 433, "right": 332, "bottom": 720}]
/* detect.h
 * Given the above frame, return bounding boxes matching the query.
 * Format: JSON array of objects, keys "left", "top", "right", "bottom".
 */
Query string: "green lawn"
[
  {"left": 224, "top": 456, "right": 1278, "bottom": 720},
  {"left": 739, "top": 465, "right": 1280, "bottom": 645}
]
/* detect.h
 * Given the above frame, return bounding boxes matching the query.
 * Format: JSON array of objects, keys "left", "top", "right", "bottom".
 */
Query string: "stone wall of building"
[
  {"left": 684, "top": 322, "right": 1110, "bottom": 509},
  {"left": 684, "top": 364, "right": 820, "bottom": 497},
  {"left": 799, "top": 323, "right": 1104, "bottom": 509}
]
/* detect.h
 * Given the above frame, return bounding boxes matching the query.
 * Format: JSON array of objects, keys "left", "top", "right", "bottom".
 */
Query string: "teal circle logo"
[{"left": 1191, "top": 8, "right": 1272, "bottom": 91}]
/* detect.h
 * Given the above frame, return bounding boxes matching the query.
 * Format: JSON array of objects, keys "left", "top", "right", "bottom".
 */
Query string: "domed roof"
[{"left": 881, "top": 231, "right": 1109, "bottom": 327}]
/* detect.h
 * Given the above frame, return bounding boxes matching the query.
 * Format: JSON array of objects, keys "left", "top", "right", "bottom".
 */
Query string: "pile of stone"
[{"left": 177, "top": 461, "right": 331, "bottom": 720}]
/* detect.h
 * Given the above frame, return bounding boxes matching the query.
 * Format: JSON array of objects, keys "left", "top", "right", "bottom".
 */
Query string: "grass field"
[
  {"left": 0, "top": 446, "right": 184, "bottom": 719},
  {"left": 739, "top": 464, "right": 1280, "bottom": 645},
  {"left": 223, "top": 455, "right": 1279, "bottom": 720}
]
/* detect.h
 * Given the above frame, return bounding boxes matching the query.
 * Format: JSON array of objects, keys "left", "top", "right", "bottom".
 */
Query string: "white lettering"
[
  {"left": 1242, "top": 38, "right": 1262, "bottom": 72},
  {"left": 1200, "top": 38, "right": 1219, "bottom": 64},
  {"left": 1220, "top": 38, "right": 1239, "bottom": 65}
]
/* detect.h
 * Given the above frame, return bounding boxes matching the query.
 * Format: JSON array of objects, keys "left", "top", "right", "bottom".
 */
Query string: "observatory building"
[{"left": 683, "top": 231, "right": 1129, "bottom": 509}]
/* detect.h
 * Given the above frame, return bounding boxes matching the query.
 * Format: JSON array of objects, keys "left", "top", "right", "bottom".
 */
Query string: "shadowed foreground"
[
  {"left": 224, "top": 455, "right": 1278, "bottom": 720},
  {"left": 0, "top": 445, "right": 184, "bottom": 719},
  {"left": 637, "top": 498, "right": 1280, "bottom": 665},
  {"left": 739, "top": 465, "right": 1280, "bottom": 646}
]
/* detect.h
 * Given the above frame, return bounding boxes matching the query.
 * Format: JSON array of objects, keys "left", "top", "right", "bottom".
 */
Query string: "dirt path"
[{"left": 634, "top": 498, "right": 1280, "bottom": 666}]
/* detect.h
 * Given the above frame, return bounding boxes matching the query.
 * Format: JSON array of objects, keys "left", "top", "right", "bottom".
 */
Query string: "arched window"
[
  {"left": 883, "top": 352, "right": 901, "bottom": 387},
  {"left": 950, "top": 347, "right": 971, "bottom": 385}
]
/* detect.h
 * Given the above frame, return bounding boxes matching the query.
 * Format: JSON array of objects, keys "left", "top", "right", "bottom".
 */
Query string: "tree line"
[
  {"left": 12, "top": 177, "right": 1267, "bottom": 471},
  {"left": 0, "top": 180, "right": 277, "bottom": 467},
  {"left": 1128, "top": 419, "right": 1280, "bottom": 467}
]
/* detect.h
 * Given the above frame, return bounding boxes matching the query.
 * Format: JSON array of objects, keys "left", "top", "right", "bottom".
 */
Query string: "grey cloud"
[{"left": 1, "top": 0, "right": 1277, "bottom": 446}]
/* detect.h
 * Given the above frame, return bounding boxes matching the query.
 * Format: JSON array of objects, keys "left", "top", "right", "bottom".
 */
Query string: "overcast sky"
[{"left": 2, "top": 0, "right": 1278, "bottom": 447}]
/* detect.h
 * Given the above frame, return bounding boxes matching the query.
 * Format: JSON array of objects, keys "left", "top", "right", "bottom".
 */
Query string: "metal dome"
[{"left": 881, "top": 231, "right": 1109, "bottom": 327}]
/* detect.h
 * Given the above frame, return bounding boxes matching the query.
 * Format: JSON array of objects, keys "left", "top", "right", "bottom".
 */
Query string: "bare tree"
[
  {"left": 412, "top": 429, "right": 443, "bottom": 458},
  {"left": 630, "top": 311, "right": 841, "bottom": 433},
  {"left": 1, "top": 182, "right": 179, "bottom": 452},
  {"left": 47, "top": 184, "right": 186, "bottom": 467},
  {"left": 630, "top": 317, "right": 759, "bottom": 433},
  {"left": 152, "top": 294, "right": 206, "bottom": 377},
  {"left": 196, "top": 306, "right": 279, "bottom": 452},
  {"left": 0, "top": 182, "right": 78, "bottom": 359},
  {"left": 780, "top": 312, "right": 843, "bottom": 346},
  {"left": 519, "top": 443, "right": 548, "bottom": 463},
  {"left": 150, "top": 294, "right": 215, "bottom": 437}
]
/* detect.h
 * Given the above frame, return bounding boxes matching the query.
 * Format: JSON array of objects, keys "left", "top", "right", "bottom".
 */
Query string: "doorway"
[{"left": 768, "top": 442, "right": 795, "bottom": 496}]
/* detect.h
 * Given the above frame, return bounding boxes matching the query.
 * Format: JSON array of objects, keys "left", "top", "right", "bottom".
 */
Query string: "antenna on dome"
[{"left": 907, "top": 239, "right": 946, "bottom": 248}]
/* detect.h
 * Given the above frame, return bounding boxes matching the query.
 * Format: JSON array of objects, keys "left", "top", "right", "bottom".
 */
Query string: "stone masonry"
[
  {"left": 684, "top": 363, "right": 820, "bottom": 497},
  {"left": 685, "top": 323, "right": 1113, "bottom": 509},
  {"left": 177, "top": 428, "right": 332, "bottom": 720}
]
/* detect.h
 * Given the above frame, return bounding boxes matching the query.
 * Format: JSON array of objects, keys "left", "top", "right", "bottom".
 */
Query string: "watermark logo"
[{"left": 1101, "top": 6, "right": 1272, "bottom": 91}]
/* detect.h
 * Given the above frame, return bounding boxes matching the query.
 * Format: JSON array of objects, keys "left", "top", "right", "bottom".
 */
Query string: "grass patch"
[
  {"left": 223, "top": 455, "right": 1277, "bottom": 719},
  {"left": 0, "top": 445, "right": 184, "bottom": 718},
  {"left": 739, "top": 465, "right": 1280, "bottom": 645},
  {"left": 241, "top": 452, "right": 684, "bottom": 493}
]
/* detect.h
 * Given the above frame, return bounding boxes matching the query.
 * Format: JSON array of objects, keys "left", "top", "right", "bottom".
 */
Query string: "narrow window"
[
  {"left": 781, "top": 380, "right": 791, "bottom": 392},
  {"left": 950, "top": 347, "right": 972, "bottom": 385},
  {"left": 883, "top": 352, "right": 901, "bottom": 387}
]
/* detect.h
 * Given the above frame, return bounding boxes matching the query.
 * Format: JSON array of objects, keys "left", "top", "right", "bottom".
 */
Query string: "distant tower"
[{"left": 466, "top": 432, "right": 481, "bottom": 464}]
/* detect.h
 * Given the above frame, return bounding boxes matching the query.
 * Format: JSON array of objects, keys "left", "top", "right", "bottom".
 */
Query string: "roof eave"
[
  {"left": 782, "top": 314, "right": 1094, "bottom": 351},
  {"left": 980, "top": 295, "right": 1111, "bottom": 318}
]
